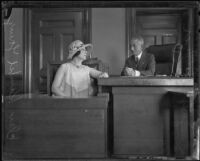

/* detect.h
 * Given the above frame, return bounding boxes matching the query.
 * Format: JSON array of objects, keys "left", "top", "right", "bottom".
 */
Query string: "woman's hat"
[{"left": 68, "top": 40, "right": 93, "bottom": 59}]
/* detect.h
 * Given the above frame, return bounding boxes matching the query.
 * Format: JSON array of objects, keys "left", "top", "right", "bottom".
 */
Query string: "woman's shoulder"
[
  {"left": 60, "top": 62, "right": 71, "bottom": 68},
  {"left": 57, "top": 63, "right": 72, "bottom": 71}
]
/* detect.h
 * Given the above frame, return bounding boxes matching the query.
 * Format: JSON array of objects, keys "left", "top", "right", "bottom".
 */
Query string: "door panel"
[
  {"left": 31, "top": 8, "right": 90, "bottom": 93},
  {"left": 136, "top": 13, "right": 181, "bottom": 48},
  {"left": 112, "top": 87, "right": 170, "bottom": 156},
  {"left": 4, "top": 99, "right": 108, "bottom": 158}
]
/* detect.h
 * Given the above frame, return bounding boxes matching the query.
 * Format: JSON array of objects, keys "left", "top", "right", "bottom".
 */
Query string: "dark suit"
[{"left": 121, "top": 50, "right": 156, "bottom": 76}]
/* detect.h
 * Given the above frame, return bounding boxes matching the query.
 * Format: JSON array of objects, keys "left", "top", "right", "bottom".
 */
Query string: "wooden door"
[
  {"left": 31, "top": 8, "right": 90, "bottom": 93},
  {"left": 135, "top": 12, "right": 181, "bottom": 49}
]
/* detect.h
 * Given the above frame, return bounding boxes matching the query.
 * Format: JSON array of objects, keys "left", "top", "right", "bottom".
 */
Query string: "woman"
[{"left": 51, "top": 40, "right": 109, "bottom": 98}]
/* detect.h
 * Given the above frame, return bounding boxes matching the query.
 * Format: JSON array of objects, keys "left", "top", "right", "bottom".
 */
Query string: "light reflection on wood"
[{"left": 6, "top": 112, "right": 21, "bottom": 140}]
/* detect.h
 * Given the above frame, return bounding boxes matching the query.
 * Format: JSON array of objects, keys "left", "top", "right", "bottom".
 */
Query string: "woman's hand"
[{"left": 99, "top": 72, "right": 109, "bottom": 78}]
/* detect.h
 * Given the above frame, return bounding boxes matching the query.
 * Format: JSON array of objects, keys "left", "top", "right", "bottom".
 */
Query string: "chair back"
[{"left": 145, "top": 44, "right": 182, "bottom": 76}]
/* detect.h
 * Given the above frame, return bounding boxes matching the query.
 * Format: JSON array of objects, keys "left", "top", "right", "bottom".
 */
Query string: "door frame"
[{"left": 23, "top": 8, "right": 91, "bottom": 93}]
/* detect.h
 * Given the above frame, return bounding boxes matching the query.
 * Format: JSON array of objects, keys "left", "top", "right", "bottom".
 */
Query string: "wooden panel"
[
  {"left": 143, "top": 35, "right": 156, "bottom": 47},
  {"left": 162, "top": 36, "right": 177, "bottom": 44},
  {"left": 3, "top": 95, "right": 108, "bottom": 159},
  {"left": 98, "top": 84, "right": 193, "bottom": 157},
  {"left": 141, "top": 29, "right": 178, "bottom": 46},
  {"left": 4, "top": 94, "right": 109, "bottom": 109},
  {"left": 136, "top": 13, "right": 181, "bottom": 47},
  {"left": 40, "top": 19, "right": 75, "bottom": 28},
  {"left": 97, "top": 77, "right": 194, "bottom": 87},
  {"left": 169, "top": 91, "right": 194, "bottom": 157},
  {"left": 173, "top": 103, "right": 189, "bottom": 156},
  {"left": 112, "top": 87, "right": 170, "bottom": 156},
  {"left": 40, "top": 33, "right": 55, "bottom": 67},
  {"left": 137, "top": 15, "right": 179, "bottom": 29},
  {"left": 4, "top": 109, "right": 106, "bottom": 158},
  {"left": 4, "top": 74, "right": 23, "bottom": 96}
]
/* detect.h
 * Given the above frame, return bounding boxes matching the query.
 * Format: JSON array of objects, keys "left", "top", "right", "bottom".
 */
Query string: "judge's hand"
[{"left": 125, "top": 67, "right": 135, "bottom": 76}]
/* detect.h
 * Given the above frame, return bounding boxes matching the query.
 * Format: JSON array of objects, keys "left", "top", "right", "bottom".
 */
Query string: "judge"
[{"left": 121, "top": 35, "right": 156, "bottom": 76}]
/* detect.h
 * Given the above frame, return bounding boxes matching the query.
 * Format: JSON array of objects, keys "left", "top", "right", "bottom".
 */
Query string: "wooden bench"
[{"left": 3, "top": 94, "right": 109, "bottom": 159}]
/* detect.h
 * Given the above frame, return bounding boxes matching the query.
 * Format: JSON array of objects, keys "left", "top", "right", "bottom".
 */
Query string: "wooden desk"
[
  {"left": 168, "top": 90, "right": 194, "bottom": 157},
  {"left": 3, "top": 94, "right": 109, "bottom": 159},
  {"left": 97, "top": 77, "right": 194, "bottom": 158}
]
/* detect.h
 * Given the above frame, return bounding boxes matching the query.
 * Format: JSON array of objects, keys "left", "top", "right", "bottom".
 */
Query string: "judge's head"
[{"left": 130, "top": 35, "right": 144, "bottom": 56}]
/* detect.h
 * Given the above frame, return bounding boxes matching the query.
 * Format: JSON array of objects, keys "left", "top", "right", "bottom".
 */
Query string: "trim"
[
  {"left": 188, "top": 9, "right": 194, "bottom": 77},
  {"left": 1, "top": 7, "right": 5, "bottom": 156},
  {"left": 83, "top": 8, "right": 92, "bottom": 43},
  {"left": 125, "top": 8, "right": 131, "bottom": 58},
  {"left": 193, "top": 5, "right": 200, "bottom": 121},
  {"left": 23, "top": 9, "right": 32, "bottom": 93},
  {"left": 3, "top": 1, "right": 199, "bottom": 8},
  {"left": 2, "top": 10, "right": 5, "bottom": 97}
]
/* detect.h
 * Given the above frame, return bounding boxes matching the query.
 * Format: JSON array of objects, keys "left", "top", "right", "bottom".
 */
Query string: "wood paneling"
[
  {"left": 3, "top": 94, "right": 109, "bottom": 159},
  {"left": 136, "top": 13, "right": 181, "bottom": 48},
  {"left": 169, "top": 91, "right": 194, "bottom": 157},
  {"left": 97, "top": 77, "right": 194, "bottom": 87},
  {"left": 113, "top": 88, "right": 167, "bottom": 155},
  {"left": 4, "top": 74, "right": 23, "bottom": 96},
  {"left": 97, "top": 77, "right": 194, "bottom": 157}
]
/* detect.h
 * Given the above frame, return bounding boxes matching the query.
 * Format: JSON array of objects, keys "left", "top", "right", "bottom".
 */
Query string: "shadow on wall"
[{"left": 107, "top": 49, "right": 124, "bottom": 76}]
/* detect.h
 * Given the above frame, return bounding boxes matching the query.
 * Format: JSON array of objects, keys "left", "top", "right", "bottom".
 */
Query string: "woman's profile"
[{"left": 51, "top": 40, "right": 109, "bottom": 98}]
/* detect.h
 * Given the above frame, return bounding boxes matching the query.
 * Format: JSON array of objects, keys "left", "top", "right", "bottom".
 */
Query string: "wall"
[
  {"left": 4, "top": 8, "right": 23, "bottom": 75},
  {"left": 92, "top": 8, "right": 126, "bottom": 75},
  {"left": 3, "top": 8, "right": 126, "bottom": 76},
  {"left": 4, "top": 8, "right": 24, "bottom": 95}
]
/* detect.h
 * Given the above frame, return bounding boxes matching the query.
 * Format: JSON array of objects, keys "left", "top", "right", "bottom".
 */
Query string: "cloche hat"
[{"left": 68, "top": 40, "right": 93, "bottom": 59}]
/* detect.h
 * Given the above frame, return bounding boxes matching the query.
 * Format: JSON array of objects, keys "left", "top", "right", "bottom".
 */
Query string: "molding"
[
  {"left": 2, "top": 1, "right": 199, "bottom": 8},
  {"left": 125, "top": 8, "right": 132, "bottom": 58},
  {"left": 23, "top": 9, "right": 32, "bottom": 93}
]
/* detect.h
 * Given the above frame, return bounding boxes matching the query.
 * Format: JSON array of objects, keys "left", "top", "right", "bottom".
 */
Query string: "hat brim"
[{"left": 68, "top": 43, "right": 93, "bottom": 59}]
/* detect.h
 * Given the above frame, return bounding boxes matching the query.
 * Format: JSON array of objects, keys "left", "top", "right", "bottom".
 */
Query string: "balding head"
[
  {"left": 131, "top": 35, "right": 144, "bottom": 47},
  {"left": 130, "top": 35, "right": 144, "bottom": 56}
]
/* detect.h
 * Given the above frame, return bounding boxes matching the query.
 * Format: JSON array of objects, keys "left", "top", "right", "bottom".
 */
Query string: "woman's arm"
[
  {"left": 89, "top": 68, "right": 109, "bottom": 78},
  {"left": 51, "top": 65, "right": 67, "bottom": 96}
]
